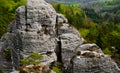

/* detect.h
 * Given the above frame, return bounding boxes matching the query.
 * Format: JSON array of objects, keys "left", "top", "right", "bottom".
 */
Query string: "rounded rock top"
[{"left": 27, "top": 0, "right": 57, "bottom": 26}]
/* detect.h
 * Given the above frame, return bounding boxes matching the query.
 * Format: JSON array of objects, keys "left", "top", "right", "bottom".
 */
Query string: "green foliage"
[
  {"left": 20, "top": 52, "right": 43, "bottom": 66},
  {"left": 52, "top": 3, "right": 85, "bottom": 29},
  {"left": 0, "top": 0, "right": 26, "bottom": 38},
  {"left": 103, "top": 48, "right": 112, "bottom": 55},
  {"left": 79, "top": 28, "right": 89, "bottom": 38},
  {"left": 0, "top": 68, "right": 3, "bottom": 73},
  {"left": 52, "top": 62, "right": 62, "bottom": 73},
  {"left": 114, "top": 53, "right": 120, "bottom": 59},
  {"left": 100, "top": 0, "right": 120, "bottom": 23},
  {"left": 4, "top": 48, "right": 12, "bottom": 61},
  {"left": 83, "top": 8, "right": 103, "bottom": 23},
  {"left": 53, "top": 66, "right": 62, "bottom": 73},
  {"left": 52, "top": 3, "right": 120, "bottom": 60},
  {"left": 86, "top": 25, "right": 99, "bottom": 43}
]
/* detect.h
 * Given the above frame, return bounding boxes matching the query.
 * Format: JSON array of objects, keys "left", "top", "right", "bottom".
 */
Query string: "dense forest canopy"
[
  {"left": 46, "top": 0, "right": 113, "bottom": 4},
  {"left": 0, "top": 0, "right": 26, "bottom": 37},
  {"left": 0, "top": 0, "right": 120, "bottom": 60},
  {"left": 52, "top": 0, "right": 120, "bottom": 60}
]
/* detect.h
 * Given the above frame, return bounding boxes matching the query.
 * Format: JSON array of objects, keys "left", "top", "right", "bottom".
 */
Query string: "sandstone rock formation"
[
  {"left": 0, "top": 0, "right": 120, "bottom": 73},
  {"left": 11, "top": 64, "right": 56, "bottom": 73},
  {"left": 67, "top": 44, "right": 120, "bottom": 73}
]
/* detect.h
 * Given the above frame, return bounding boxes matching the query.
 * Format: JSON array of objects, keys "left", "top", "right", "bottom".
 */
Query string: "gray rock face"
[
  {"left": 58, "top": 26, "right": 85, "bottom": 69},
  {"left": 27, "top": 0, "right": 56, "bottom": 26},
  {"left": 12, "top": 0, "right": 58, "bottom": 69},
  {"left": 0, "top": 52, "right": 13, "bottom": 73},
  {"left": 0, "top": 33, "right": 14, "bottom": 51},
  {"left": 69, "top": 43, "right": 120, "bottom": 73},
  {"left": 0, "top": 0, "right": 120, "bottom": 73},
  {"left": 76, "top": 43, "right": 103, "bottom": 53},
  {"left": 1, "top": 0, "right": 57, "bottom": 70},
  {"left": 71, "top": 57, "right": 120, "bottom": 73},
  {"left": 57, "top": 13, "right": 68, "bottom": 24}
]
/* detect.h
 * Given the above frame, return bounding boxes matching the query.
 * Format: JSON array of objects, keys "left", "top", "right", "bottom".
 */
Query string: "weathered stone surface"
[
  {"left": 71, "top": 57, "right": 120, "bottom": 73},
  {"left": 68, "top": 43, "right": 120, "bottom": 73},
  {"left": 57, "top": 22, "right": 85, "bottom": 70},
  {"left": 76, "top": 43, "right": 103, "bottom": 54},
  {"left": 27, "top": 0, "right": 56, "bottom": 26},
  {"left": 15, "top": 6, "right": 26, "bottom": 31},
  {"left": 4, "top": 0, "right": 58, "bottom": 70},
  {"left": 56, "top": 13, "right": 68, "bottom": 24},
  {"left": 0, "top": 52, "right": 13, "bottom": 73},
  {"left": 0, "top": 33, "right": 14, "bottom": 51},
  {"left": 60, "top": 33, "right": 84, "bottom": 69}
]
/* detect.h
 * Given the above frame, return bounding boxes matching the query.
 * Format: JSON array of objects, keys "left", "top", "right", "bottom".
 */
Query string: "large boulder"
[
  {"left": 64, "top": 43, "right": 120, "bottom": 73},
  {"left": 0, "top": 0, "right": 58, "bottom": 69},
  {"left": 71, "top": 56, "right": 120, "bottom": 73}
]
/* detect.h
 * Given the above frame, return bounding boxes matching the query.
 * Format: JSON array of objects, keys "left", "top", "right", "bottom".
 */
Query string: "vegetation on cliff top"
[
  {"left": 0, "top": 0, "right": 26, "bottom": 37},
  {"left": 20, "top": 52, "right": 43, "bottom": 66}
]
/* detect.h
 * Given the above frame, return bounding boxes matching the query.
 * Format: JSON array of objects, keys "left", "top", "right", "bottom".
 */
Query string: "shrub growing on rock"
[
  {"left": 4, "top": 48, "right": 11, "bottom": 61},
  {"left": 20, "top": 52, "right": 43, "bottom": 66},
  {"left": 0, "top": 68, "right": 3, "bottom": 73}
]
